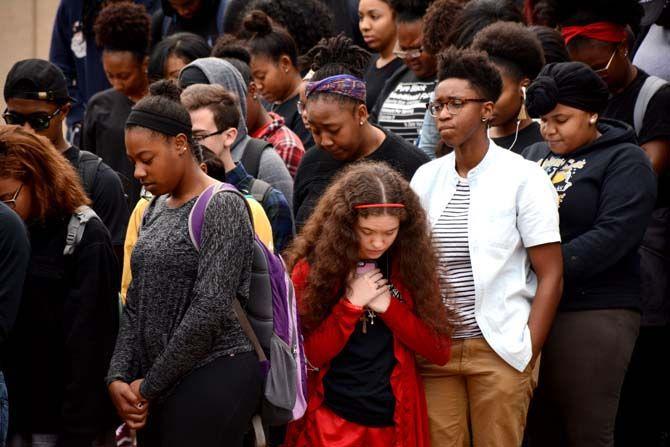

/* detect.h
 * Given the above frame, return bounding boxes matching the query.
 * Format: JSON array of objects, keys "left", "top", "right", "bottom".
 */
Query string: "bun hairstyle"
[
  {"left": 389, "top": 0, "right": 434, "bottom": 22},
  {"left": 127, "top": 80, "right": 202, "bottom": 160},
  {"left": 239, "top": 10, "right": 299, "bottom": 68},
  {"left": 437, "top": 47, "right": 503, "bottom": 103},
  {"left": 470, "top": 21, "right": 546, "bottom": 81},
  {"left": 525, "top": 61, "right": 610, "bottom": 117},
  {"left": 240, "top": 0, "right": 335, "bottom": 68},
  {"left": 94, "top": 1, "right": 151, "bottom": 58}
]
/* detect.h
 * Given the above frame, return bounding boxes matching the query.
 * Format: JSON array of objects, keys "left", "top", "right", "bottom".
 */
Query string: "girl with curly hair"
[
  {"left": 284, "top": 160, "right": 451, "bottom": 447},
  {"left": 82, "top": 1, "right": 151, "bottom": 205},
  {"left": 0, "top": 125, "right": 119, "bottom": 447}
]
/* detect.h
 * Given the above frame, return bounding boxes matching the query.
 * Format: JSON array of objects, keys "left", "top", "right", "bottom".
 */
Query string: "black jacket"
[
  {"left": 4, "top": 215, "right": 119, "bottom": 446},
  {"left": 151, "top": 0, "right": 228, "bottom": 47},
  {"left": 523, "top": 119, "right": 657, "bottom": 311}
]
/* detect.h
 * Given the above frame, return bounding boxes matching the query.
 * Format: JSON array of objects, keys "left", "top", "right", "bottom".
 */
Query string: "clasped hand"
[
  {"left": 347, "top": 268, "right": 392, "bottom": 313},
  {"left": 108, "top": 378, "right": 149, "bottom": 430}
]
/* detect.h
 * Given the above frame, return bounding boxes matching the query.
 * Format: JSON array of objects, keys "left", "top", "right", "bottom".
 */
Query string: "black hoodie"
[
  {"left": 523, "top": 119, "right": 657, "bottom": 311},
  {"left": 151, "top": 0, "right": 237, "bottom": 47}
]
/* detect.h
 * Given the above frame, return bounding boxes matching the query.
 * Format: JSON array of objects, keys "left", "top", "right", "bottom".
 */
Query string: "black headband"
[{"left": 125, "top": 109, "right": 191, "bottom": 137}]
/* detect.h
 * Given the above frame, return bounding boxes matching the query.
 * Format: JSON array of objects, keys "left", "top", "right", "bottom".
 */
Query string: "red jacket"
[{"left": 284, "top": 260, "right": 451, "bottom": 447}]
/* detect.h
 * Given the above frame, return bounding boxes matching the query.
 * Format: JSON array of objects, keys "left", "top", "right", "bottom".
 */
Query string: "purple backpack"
[{"left": 189, "top": 183, "right": 307, "bottom": 432}]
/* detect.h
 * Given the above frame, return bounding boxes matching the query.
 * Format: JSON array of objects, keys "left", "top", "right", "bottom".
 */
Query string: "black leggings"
[{"left": 138, "top": 351, "right": 262, "bottom": 447}]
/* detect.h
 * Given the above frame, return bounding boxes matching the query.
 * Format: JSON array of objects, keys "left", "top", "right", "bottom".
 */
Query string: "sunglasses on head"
[{"left": 2, "top": 107, "right": 62, "bottom": 131}]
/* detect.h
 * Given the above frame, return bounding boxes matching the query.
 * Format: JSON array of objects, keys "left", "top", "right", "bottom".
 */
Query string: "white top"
[
  {"left": 411, "top": 142, "right": 561, "bottom": 371},
  {"left": 434, "top": 178, "right": 481, "bottom": 339}
]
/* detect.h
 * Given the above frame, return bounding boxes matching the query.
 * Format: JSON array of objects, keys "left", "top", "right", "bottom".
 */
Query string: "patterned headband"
[{"left": 305, "top": 74, "right": 366, "bottom": 103}]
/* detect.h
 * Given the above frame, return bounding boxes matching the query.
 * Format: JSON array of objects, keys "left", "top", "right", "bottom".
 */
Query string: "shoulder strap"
[
  {"left": 188, "top": 183, "right": 268, "bottom": 363},
  {"left": 634, "top": 75, "right": 668, "bottom": 136},
  {"left": 161, "top": 12, "right": 171, "bottom": 39},
  {"left": 63, "top": 205, "right": 100, "bottom": 256},
  {"left": 188, "top": 182, "right": 256, "bottom": 251},
  {"left": 249, "top": 178, "right": 273, "bottom": 205},
  {"left": 76, "top": 149, "right": 103, "bottom": 196},
  {"left": 233, "top": 298, "right": 268, "bottom": 362},
  {"left": 240, "top": 138, "right": 272, "bottom": 178}
]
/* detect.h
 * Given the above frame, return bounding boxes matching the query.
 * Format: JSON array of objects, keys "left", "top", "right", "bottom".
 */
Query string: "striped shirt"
[{"left": 433, "top": 178, "right": 481, "bottom": 339}]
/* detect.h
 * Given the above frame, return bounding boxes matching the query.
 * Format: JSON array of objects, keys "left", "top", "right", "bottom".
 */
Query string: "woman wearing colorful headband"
[
  {"left": 294, "top": 35, "right": 428, "bottom": 229},
  {"left": 522, "top": 61, "right": 657, "bottom": 447},
  {"left": 284, "top": 160, "right": 451, "bottom": 447},
  {"left": 106, "top": 80, "right": 261, "bottom": 446}
]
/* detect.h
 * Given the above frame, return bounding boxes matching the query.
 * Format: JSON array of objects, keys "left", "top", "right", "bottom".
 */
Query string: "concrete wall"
[{"left": 0, "top": 0, "right": 60, "bottom": 112}]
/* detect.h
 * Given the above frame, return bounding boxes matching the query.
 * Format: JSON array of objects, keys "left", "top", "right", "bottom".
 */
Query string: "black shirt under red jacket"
[
  {"left": 284, "top": 259, "right": 450, "bottom": 447},
  {"left": 3, "top": 215, "right": 119, "bottom": 446}
]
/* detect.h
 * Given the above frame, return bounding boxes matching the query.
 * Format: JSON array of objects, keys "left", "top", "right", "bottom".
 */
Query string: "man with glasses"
[
  {"left": 3, "top": 59, "right": 129, "bottom": 263},
  {"left": 0, "top": 202, "right": 30, "bottom": 447}
]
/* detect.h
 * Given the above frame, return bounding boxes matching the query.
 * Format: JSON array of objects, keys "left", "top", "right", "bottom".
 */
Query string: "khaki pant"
[{"left": 420, "top": 337, "right": 535, "bottom": 447}]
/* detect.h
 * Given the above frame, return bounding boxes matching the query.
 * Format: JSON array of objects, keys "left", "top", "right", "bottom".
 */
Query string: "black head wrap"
[{"left": 525, "top": 62, "right": 610, "bottom": 117}]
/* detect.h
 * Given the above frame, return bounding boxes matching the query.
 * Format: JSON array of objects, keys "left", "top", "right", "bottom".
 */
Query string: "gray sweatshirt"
[{"left": 106, "top": 191, "right": 254, "bottom": 400}]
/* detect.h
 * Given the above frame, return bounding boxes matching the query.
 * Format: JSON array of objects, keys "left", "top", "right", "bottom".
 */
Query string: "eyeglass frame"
[
  {"left": 1, "top": 183, "right": 23, "bottom": 210},
  {"left": 427, "top": 97, "right": 488, "bottom": 117},
  {"left": 593, "top": 46, "right": 619, "bottom": 75},
  {"left": 297, "top": 99, "right": 305, "bottom": 115},
  {"left": 393, "top": 47, "right": 424, "bottom": 60},
  {"left": 192, "top": 129, "right": 225, "bottom": 143},
  {"left": 2, "top": 107, "right": 63, "bottom": 131}
]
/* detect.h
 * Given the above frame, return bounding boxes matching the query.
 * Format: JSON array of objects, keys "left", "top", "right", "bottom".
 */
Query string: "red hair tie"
[
  {"left": 353, "top": 203, "right": 405, "bottom": 210},
  {"left": 561, "top": 22, "right": 627, "bottom": 46}
]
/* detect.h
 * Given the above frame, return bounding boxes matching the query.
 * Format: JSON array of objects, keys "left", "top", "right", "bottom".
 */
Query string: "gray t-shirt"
[{"left": 107, "top": 191, "right": 254, "bottom": 400}]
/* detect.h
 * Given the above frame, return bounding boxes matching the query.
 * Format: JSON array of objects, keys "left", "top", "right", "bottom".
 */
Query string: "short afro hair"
[
  {"left": 422, "top": 0, "right": 469, "bottom": 55},
  {"left": 437, "top": 47, "right": 503, "bottom": 102},
  {"left": 471, "top": 21, "right": 546, "bottom": 80},
  {"left": 94, "top": 1, "right": 151, "bottom": 57},
  {"left": 448, "top": 0, "right": 524, "bottom": 49},
  {"left": 389, "top": 0, "right": 434, "bottom": 23},
  {"left": 212, "top": 34, "right": 252, "bottom": 65}
]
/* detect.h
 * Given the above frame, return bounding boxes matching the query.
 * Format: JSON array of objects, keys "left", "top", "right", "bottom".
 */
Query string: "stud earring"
[
  {"left": 359, "top": 121, "right": 364, "bottom": 126},
  {"left": 481, "top": 117, "right": 488, "bottom": 123}
]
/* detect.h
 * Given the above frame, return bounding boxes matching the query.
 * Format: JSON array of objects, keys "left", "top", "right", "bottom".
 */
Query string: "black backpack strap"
[
  {"left": 75, "top": 149, "right": 103, "bottom": 197},
  {"left": 240, "top": 138, "right": 273, "bottom": 178}
]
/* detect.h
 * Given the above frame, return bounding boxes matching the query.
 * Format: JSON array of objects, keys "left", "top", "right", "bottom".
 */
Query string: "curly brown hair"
[
  {"left": 285, "top": 161, "right": 452, "bottom": 336},
  {"left": 0, "top": 125, "right": 90, "bottom": 222},
  {"left": 94, "top": 1, "right": 151, "bottom": 57}
]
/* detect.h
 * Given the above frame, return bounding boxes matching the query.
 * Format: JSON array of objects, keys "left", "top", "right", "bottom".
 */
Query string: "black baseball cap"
[{"left": 4, "top": 59, "right": 74, "bottom": 104}]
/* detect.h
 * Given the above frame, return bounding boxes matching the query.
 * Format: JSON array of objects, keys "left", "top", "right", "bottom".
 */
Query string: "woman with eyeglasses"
[
  {"left": 293, "top": 35, "right": 428, "bottom": 229},
  {"left": 411, "top": 47, "right": 563, "bottom": 447},
  {"left": 369, "top": 0, "right": 437, "bottom": 145},
  {"left": 0, "top": 125, "right": 119, "bottom": 447}
]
